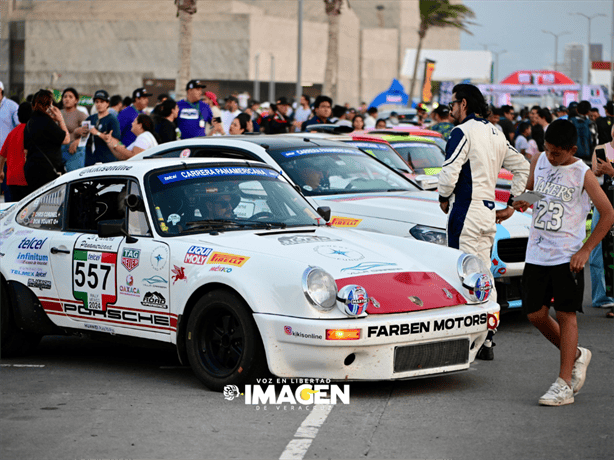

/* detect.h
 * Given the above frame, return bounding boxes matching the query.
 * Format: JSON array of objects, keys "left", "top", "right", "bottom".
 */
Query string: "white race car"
[
  {"left": 132, "top": 136, "right": 531, "bottom": 310},
  {"left": 0, "top": 158, "right": 499, "bottom": 391}
]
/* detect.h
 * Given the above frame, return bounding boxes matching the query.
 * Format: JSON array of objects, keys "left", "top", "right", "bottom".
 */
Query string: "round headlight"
[
  {"left": 302, "top": 267, "right": 337, "bottom": 311},
  {"left": 457, "top": 254, "right": 490, "bottom": 281}
]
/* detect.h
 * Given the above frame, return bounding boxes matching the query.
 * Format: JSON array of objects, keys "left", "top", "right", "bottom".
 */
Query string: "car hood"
[
  {"left": 186, "top": 226, "right": 469, "bottom": 313},
  {"left": 311, "top": 190, "right": 532, "bottom": 232}
]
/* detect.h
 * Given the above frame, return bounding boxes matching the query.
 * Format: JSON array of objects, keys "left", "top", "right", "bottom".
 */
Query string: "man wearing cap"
[
  {"left": 117, "top": 87, "right": 152, "bottom": 146},
  {"left": 84, "top": 90, "right": 121, "bottom": 166},
  {"left": 266, "top": 97, "right": 294, "bottom": 134},
  {"left": 430, "top": 105, "right": 454, "bottom": 141},
  {"left": 596, "top": 101, "right": 614, "bottom": 144},
  {"left": 176, "top": 80, "right": 213, "bottom": 139},
  {"left": 221, "top": 95, "right": 241, "bottom": 135}
]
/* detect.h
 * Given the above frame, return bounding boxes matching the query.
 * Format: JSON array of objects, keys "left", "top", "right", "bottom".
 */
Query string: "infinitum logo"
[{"left": 223, "top": 379, "right": 350, "bottom": 410}]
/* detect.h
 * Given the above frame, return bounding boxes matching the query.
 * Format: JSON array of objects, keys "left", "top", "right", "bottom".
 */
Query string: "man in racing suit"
[{"left": 438, "top": 84, "right": 530, "bottom": 360}]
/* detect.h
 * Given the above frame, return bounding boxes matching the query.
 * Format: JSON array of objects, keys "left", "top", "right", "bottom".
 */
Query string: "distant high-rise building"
[
  {"left": 563, "top": 44, "right": 583, "bottom": 83},
  {"left": 589, "top": 44, "right": 603, "bottom": 63}
]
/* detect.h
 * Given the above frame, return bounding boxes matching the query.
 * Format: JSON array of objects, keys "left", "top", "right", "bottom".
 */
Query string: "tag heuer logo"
[{"left": 121, "top": 248, "right": 141, "bottom": 271}]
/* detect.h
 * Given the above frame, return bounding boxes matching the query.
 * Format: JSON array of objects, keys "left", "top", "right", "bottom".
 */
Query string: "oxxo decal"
[
  {"left": 367, "top": 313, "right": 488, "bottom": 338},
  {"left": 73, "top": 249, "right": 117, "bottom": 311},
  {"left": 184, "top": 246, "right": 212, "bottom": 265}
]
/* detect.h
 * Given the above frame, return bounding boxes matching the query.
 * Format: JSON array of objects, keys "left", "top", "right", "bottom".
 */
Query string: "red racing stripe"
[{"left": 336, "top": 272, "right": 466, "bottom": 314}]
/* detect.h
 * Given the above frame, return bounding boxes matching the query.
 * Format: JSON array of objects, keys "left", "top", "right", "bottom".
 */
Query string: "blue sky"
[{"left": 460, "top": 0, "right": 612, "bottom": 82}]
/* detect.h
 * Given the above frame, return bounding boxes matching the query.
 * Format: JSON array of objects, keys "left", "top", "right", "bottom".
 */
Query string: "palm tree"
[
  {"left": 175, "top": 0, "right": 198, "bottom": 100},
  {"left": 323, "top": 0, "right": 345, "bottom": 101},
  {"left": 408, "top": 0, "right": 475, "bottom": 103}
]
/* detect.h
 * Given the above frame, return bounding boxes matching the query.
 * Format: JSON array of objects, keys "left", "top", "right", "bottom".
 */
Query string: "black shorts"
[{"left": 521, "top": 263, "right": 584, "bottom": 315}]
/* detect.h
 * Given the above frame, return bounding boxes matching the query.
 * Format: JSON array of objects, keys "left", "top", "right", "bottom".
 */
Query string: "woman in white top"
[{"left": 102, "top": 114, "right": 158, "bottom": 160}]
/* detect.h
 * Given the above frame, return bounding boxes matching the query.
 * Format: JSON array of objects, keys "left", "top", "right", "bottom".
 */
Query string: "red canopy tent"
[{"left": 500, "top": 70, "right": 576, "bottom": 86}]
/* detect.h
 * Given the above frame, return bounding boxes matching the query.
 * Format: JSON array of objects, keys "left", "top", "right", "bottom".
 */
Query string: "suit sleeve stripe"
[{"left": 443, "top": 137, "right": 467, "bottom": 167}]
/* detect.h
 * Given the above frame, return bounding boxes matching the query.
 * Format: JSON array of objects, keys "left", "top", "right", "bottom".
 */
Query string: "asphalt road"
[{"left": 1, "top": 305, "right": 612, "bottom": 460}]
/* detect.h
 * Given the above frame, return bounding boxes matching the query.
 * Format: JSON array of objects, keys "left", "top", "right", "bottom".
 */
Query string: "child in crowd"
[{"left": 514, "top": 119, "right": 614, "bottom": 406}]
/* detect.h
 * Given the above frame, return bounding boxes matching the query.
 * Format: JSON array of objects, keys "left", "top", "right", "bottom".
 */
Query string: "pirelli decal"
[
  {"left": 367, "top": 313, "right": 487, "bottom": 338},
  {"left": 206, "top": 252, "right": 250, "bottom": 267},
  {"left": 330, "top": 216, "right": 362, "bottom": 227}
]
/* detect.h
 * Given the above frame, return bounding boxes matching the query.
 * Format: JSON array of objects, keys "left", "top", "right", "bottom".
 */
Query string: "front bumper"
[{"left": 254, "top": 302, "right": 499, "bottom": 381}]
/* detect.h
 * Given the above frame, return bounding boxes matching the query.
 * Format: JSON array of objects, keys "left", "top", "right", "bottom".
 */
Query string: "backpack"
[{"left": 570, "top": 116, "right": 591, "bottom": 160}]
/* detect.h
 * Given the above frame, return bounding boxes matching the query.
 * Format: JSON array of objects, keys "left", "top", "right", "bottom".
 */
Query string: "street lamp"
[
  {"left": 570, "top": 12, "right": 607, "bottom": 86},
  {"left": 542, "top": 30, "right": 571, "bottom": 72},
  {"left": 491, "top": 49, "right": 507, "bottom": 84}
]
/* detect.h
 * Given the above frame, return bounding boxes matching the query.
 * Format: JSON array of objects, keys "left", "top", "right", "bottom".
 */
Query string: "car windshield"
[
  {"left": 389, "top": 142, "right": 445, "bottom": 172},
  {"left": 345, "top": 141, "right": 413, "bottom": 174},
  {"left": 269, "top": 146, "right": 419, "bottom": 196},
  {"left": 146, "top": 165, "right": 320, "bottom": 234}
]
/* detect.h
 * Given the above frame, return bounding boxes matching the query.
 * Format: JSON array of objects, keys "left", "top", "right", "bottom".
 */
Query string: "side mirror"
[
  {"left": 415, "top": 174, "right": 439, "bottom": 191},
  {"left": 98, "top": 219, "right": 138, "bottom": 244},
  {"left": 125, "top": 193, "right": 145, "bottom": 212},
  {"left": 316, "top": 206, "right": 331, "bottom": 222}
]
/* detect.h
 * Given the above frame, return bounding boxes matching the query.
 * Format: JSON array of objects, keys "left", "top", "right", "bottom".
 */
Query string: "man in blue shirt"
[
  {"left": 302, "top": 95, "right": 332, "bottom": 131},
  {"left": 0, "top": 81, "right": 19, "bottom": 151},
  {"left": 176, "top": 80, "right": 213, "bottom": 139},
  {"left": 117, "top": 87, "right": 152, "bottom": 146}
]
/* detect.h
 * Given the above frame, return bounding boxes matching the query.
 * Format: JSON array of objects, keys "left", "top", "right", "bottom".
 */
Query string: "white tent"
[{"left": 401, "top": 49, "right": 492, "bottom": 82}]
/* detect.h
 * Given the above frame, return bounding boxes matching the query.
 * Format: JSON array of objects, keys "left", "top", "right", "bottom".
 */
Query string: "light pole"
[
  {"left": 491, "top": 49, "right": 507, "bottom": 84},
  {"left": 542, "top": 30, "right": 570, "bottom": 72},
  {"left": 570, "top": 12, "right": 606, "bottom": 86},
  {"left": 296, "top": 0, "right": 303, "bottom": 104}
]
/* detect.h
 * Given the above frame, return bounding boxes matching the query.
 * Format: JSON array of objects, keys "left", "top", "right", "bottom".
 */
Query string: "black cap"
[
  {"left": 604, "top": 100, "right": 614, "bottom": 114},
  {"left": 93, "top": 90, "right": 109, "bottom": 102},
  {"left": 186, "top": 80, "right": 206, "bottom": 90},
  {"left": 557, "top": 105, "right": 568, "bottom": 112},
  {"left": 133, "top": 87, "right": 153, "bottom": 99},
  {"left": 226, "top": 95, "right": 239, "bottom": 103},
  {"left": 434, "top": 105, "right": 450, "bottom": 117},
  {"left": 277, "top": 96, "right": 290, "bottom": 105},
  {"left": 568, "top": 101, "right": 578, "bottom": 109}
]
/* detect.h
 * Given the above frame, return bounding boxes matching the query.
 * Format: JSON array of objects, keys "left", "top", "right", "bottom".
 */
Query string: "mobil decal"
[
  {"left": 330, "top": 216, "right": 362, "bottom": 227},
  {"left": 184, "top": 245, "right": 212, "bottom": 265},
  {"left": 206, "top": 252, "right": 249, "bottom": 267}
]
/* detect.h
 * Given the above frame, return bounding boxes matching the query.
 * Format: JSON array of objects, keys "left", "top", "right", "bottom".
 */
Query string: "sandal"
[{"left": 607, "top": 308, "right": 614, "bottom": 319}]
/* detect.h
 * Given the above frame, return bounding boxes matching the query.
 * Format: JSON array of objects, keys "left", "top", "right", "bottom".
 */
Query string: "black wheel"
[
  {"left": 185, "top": 290, "right": 268, "bottom": 391},
  {"left": 1, "top": 280, "right": 41, "bottom": 358}
]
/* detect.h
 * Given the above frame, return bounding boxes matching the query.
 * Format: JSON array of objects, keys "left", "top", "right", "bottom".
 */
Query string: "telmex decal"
[
  {"left": 157, "top": 167, "right": 279, "bottom": 184},
  {"left": 278, "top": 235, "right": 341, "bottom": 246},
  {"left": 279, "top": 148, "right": 359, "bottom": 158},
  {"left": 184, "top": 246, "right": 212, "bottom": 265},
  {"left": 206, "top": 252, "right": 249, "bottom": 267},
  {"left": 367, "top": 314, "right": 488, "bottom": 338},
  {"left": 330, "top": 217, "right": 362, "bottom": 227}
]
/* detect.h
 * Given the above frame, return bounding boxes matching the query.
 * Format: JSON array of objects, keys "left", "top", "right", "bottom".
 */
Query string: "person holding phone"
[
  {"left": 590, "top": 125, "right": 614, "bottom": 317},
  {"left": 83, "top": 90, "right": 121, "bottom": 166}
]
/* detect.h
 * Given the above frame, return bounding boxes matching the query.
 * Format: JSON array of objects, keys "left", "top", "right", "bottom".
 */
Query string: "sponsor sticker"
[
  {"left": 151, "top": 246, "right": 169, "bottom": 271},
  {"left": 209, "top": 265, "right": 232, "bottom": 273},
  {"left": 206, "top": 252, "right": 249, "bottom": 267},
  {"left": 184, "top": 246, "right": 212, "bottom": 265},
  {"left": 278, "top": 235, "right": 341, "bottom": 246},
  {"left": 171, "top": 265, "right": 187, "bottom": 284},
  {"left": 314, "top": 245, "right": 364, "bottom": 261},
  {"left": 141, "top": 291, "right": 168, "bottom": 309},
  {"left": 27, "top": 278, "right": 52, "bottom": 290},
  {"left": 157, "top": 167, "right": 279, "bottom": 185},
  {"left": 330, "top": 217, "right": 362, "bottom": 227},
  {"left": 121, "top": 248, "right": 141, "bottom": 271}
]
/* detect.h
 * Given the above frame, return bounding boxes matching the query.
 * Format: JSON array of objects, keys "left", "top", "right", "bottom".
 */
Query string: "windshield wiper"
[{"left": 183, "top": 219, "right": 288, "bottom": 232}]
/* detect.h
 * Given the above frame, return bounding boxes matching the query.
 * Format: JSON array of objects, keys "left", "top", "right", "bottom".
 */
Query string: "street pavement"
[{"left": 1, "top": 306, "right": 612, "bottom": 460}]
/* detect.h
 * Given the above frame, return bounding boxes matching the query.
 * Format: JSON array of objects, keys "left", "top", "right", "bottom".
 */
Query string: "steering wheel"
[
  {"left": 250, "top": 212, "right": 275, "bottom": 220},
  {"left": 345, "top": 178, "right": 369, "bottom": 190}
]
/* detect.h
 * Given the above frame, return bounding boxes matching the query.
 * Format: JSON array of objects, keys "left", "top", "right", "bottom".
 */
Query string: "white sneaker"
[
  {"left": 538, "top": 377, "right": 574, "bottom": 406},
  {"left": 571, "top": 347, "right": 592, "bottom": 394}
]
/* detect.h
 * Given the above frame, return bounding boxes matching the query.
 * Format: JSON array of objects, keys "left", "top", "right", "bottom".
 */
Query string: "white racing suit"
[{"left": 438, "top": 114, "right": 530, "bottom": 301}]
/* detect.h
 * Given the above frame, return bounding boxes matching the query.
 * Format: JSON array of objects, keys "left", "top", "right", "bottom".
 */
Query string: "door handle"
[{"left": 50, "top": 247, "right": 70, "bottom": 255}]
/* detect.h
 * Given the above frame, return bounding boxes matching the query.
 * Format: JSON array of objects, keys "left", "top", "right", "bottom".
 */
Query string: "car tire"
[
  {"left": 1, "top": 280, "right": 42, "bottom": 358},
  {"left": 185, "top": 290, "right": 268, "bottom": 392}
]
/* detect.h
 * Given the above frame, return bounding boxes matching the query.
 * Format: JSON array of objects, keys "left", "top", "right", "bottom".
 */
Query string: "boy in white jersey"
[{"left": 514, "top": 119, "right": 614, "bottom": 406}]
